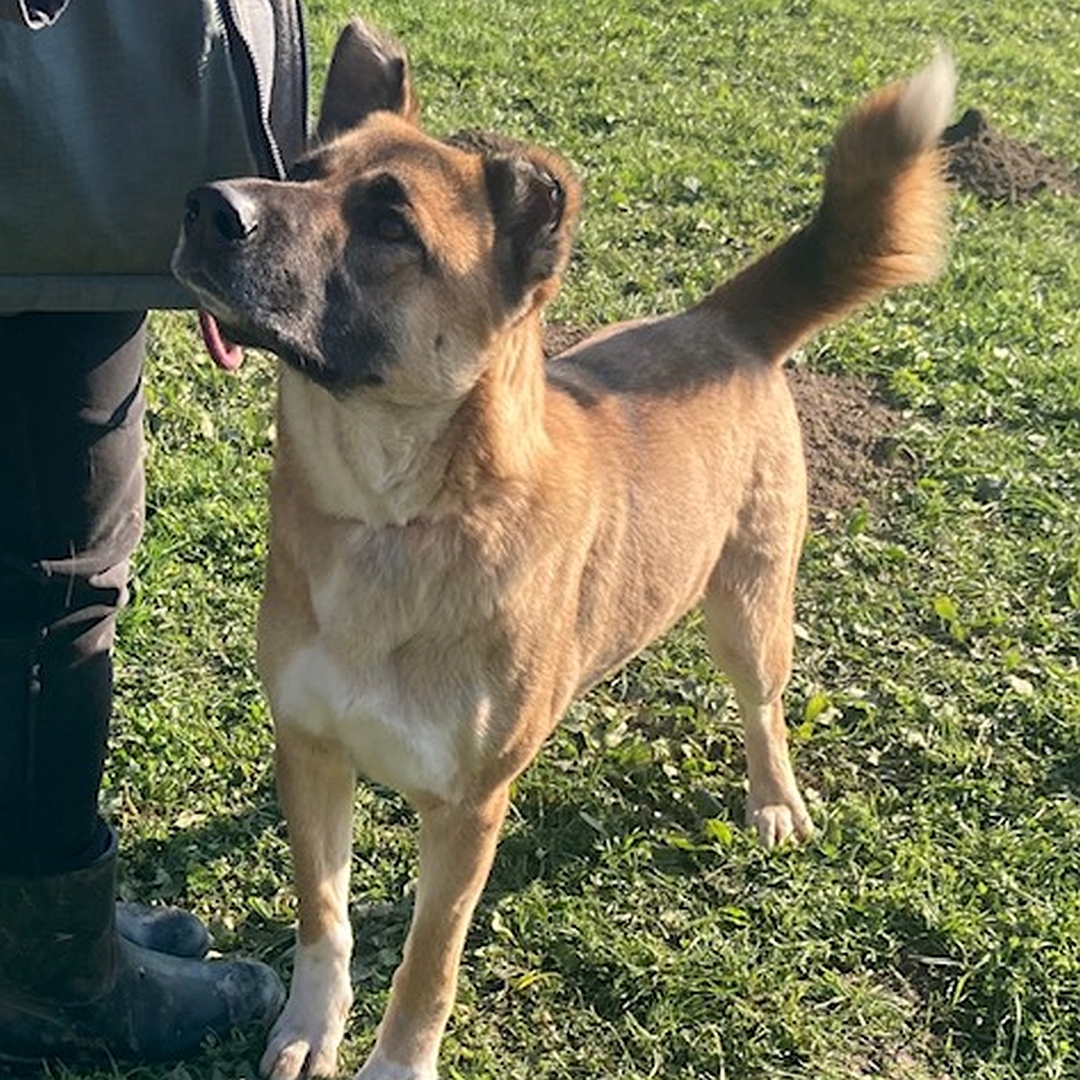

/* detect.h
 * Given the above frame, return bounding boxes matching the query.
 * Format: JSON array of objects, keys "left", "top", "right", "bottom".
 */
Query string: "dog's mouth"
[
  {"left": 177, "top": 261, "right": 329, "bottom": 380},
  {"left": 194, "top": 301, "right": 350, "bottom": 390},
  {"left": 172, "top": 250, "right": 250, "bottom": 372},
  {"left": 173, "top": 185, "right": 277, "bottom": 374},
  {"left": 198, "top": 310, "right": 245, "bottom": 372},
  {"left": 174, "top": 231, "right": 385, "bottom": 393}
]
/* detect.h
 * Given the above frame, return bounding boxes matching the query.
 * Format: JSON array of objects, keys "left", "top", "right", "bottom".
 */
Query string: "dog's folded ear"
[
  {"left": 483, "top": 149, "right": 581, "bottom": 312},
  {"left": 317, "top": 19, "right": 419, "bottom": 142}
]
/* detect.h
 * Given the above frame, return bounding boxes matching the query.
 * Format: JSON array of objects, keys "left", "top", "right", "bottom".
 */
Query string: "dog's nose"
[{"left": 183, "top": 183, "right": 260, "bottom": 245}]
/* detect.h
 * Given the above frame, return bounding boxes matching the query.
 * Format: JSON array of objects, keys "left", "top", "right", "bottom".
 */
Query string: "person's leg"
[
  {"left": 0, "top": 312, "right": 283, "bottom": 1063},
  {"left": 0, "top": 311, "right": 144, "bottom": 876}
]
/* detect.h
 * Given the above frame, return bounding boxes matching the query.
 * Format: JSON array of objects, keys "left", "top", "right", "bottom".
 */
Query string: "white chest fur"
[
  {"left": 264, "top": 522, "right": 501, "bottom": 805},
  {"left": 270, "top": 643, "right": 475, "bottom": 802}
]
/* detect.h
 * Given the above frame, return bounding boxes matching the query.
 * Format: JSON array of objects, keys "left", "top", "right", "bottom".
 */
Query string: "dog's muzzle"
[{"left": 174, "top": 182, "right": 264, "bottom": 372}]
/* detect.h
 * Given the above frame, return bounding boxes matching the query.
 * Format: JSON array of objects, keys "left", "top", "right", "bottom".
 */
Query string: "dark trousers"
[{"left": 0, "top": 312, "right": 146, "bottom": 875}]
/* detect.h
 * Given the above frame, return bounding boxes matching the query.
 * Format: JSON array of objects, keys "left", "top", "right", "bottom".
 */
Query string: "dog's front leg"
[
  {"left": 357, "top": 787, "right": 510, "bottom": 1080},
  {"left": 262, "top": 726, "right": 357, "bottom": 1080}
]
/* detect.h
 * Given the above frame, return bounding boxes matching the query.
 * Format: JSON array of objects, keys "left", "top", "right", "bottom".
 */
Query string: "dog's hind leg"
[
  {"left": 262, "top": 726, "right": 357, "bottom": 1080},
  {"left": 357, "top": 786, "right": 510, "bottom": 1080},
  {"left": 701, "top": 531, "right": 813, "bottom": 849}
]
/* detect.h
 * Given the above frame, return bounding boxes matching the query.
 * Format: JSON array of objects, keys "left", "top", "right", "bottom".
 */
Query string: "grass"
[{"left": 30, "top": 1, "right": 1080, "bottom": 1078}]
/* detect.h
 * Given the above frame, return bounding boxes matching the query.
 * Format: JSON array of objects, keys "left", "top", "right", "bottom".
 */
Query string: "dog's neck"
[
  {"left": 274, "top": 317, "right": 550, "bottom": 528},
  {"left": 444, "top": 314, "right": 550, "bottom": 488}
]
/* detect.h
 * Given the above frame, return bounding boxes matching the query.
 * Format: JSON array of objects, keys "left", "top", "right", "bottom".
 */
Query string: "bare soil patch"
[
  {"left": 943, "top": 107, "right": 1080, "bottom": 205},
  {"left": 785, "top": 363, "right": 908, "bottom": 525}
]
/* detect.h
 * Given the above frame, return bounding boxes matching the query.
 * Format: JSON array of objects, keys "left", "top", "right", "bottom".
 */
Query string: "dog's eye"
[{"left": 373, "top": 209, "right": 412, "bottom": 243}]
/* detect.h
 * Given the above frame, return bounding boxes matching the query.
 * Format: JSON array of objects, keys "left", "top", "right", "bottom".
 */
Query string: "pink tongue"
[{"left": 198, "top": 310, "right": 244, "bottom": 371}]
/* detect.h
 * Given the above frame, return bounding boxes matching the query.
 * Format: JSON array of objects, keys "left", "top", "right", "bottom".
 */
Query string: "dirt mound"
[
  {"left": 942, "top": 108, "right": 1080, "bottom": 205},
  {"left": 543, "top": 326, "right": 905, "bottom": 527},
  {"left": 785, "top": 364, "right": 908, "bottom": 527}
]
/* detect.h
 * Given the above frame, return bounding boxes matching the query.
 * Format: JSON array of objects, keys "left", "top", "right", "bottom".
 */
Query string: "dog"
[{"left": 172, "top": 20, "right": 954, "bottom": 1080}]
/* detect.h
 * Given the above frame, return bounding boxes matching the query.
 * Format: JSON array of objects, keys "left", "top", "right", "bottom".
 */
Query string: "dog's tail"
[{"left": 703, "top": 51, "right": 955, "bottom": 364}]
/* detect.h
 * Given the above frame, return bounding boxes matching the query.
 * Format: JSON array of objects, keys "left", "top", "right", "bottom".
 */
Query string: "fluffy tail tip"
[{"left": 898, "top": 48, "right": 957, "bottom": 152}]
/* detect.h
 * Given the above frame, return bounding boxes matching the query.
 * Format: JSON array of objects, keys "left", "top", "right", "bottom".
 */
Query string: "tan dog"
[{"left": 172, "top": 20, "right": 954, "bottom": 1080}]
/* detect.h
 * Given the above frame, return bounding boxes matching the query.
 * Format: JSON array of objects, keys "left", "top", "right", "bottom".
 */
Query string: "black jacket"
[{"left": 0, "top": 0, "right": 307, "bottom": 311}]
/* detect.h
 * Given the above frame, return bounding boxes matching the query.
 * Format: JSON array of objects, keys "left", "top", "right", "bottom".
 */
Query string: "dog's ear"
[
  {"left": 317, "top": 20, "right": 419, "bottom": 141},
  {"left": 483, "top": 148, "right": 581, "bottom": 312}
]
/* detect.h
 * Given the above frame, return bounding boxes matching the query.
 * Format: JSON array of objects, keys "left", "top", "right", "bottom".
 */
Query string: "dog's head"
[{"left": 172, "top": 20, "right": 580, "bottom": 402}]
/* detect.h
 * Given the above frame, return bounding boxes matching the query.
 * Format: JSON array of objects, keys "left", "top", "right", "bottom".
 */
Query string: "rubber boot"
[
  {"left": 115, "top": 902, "right": 212, "bottom": 959},
  {"left": 0, "top": 829, "right": 284, "bottom": 1063}
]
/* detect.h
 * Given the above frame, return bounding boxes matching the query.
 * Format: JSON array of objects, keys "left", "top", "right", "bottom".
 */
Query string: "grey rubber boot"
[{"left": 0, "top": 829, "right": 284, "bottom": 1063}]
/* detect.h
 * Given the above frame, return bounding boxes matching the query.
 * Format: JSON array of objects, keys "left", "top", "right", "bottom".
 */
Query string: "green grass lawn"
[{"left": 41, "top": 2, "right": 1080, "bottom": 1078}]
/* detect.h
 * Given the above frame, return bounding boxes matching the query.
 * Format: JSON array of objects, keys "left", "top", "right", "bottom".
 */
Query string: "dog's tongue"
[{"left": 198, "top": 310, "right": 244, "bottom": 371}]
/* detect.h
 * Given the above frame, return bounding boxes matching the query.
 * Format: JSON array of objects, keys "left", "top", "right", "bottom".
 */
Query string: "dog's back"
[{"left": 540, "top": 54, "right": 955, "bottom": 709}]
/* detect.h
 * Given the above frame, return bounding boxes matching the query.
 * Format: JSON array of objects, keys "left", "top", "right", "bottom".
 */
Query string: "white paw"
[
  {"left": 355, "top": 1047, "right": 437, "bottom": 1080},
  {"left": 261, "top": 937, "right": 353, "bottom": 1080},
  {"left": 747, "top": 794, "right": 813, "bottom": 849}
]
